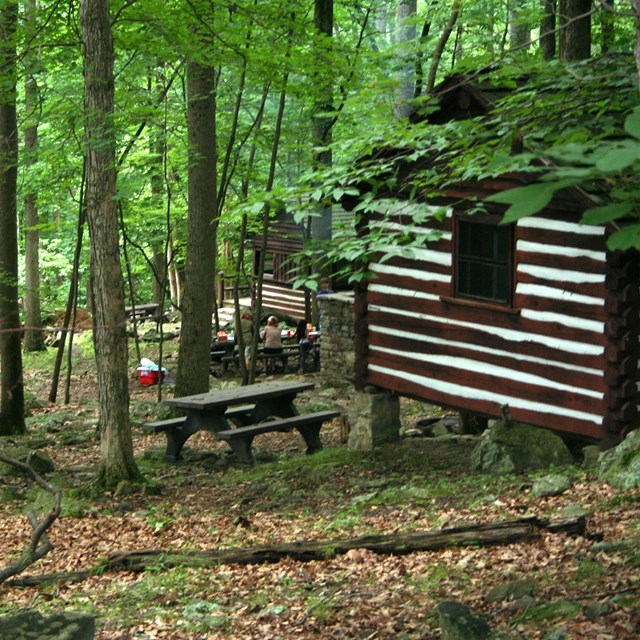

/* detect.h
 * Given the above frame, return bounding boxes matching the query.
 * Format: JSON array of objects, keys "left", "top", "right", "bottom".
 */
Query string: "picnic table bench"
[
  {"left": 219, "top": 343, "right": 320, "bottom": 374},
  {"left": 143, "top": 380, "right": 339, "bottom": 464},
  {"left": 125, "top": 303, "right": 165, "bottom": 322},
  {"left": 216, "top": 409, "right": 341, "bottom": 466}
]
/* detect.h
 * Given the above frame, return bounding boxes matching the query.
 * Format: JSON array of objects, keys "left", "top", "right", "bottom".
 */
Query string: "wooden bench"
[
  {"left": 220, "top": 345, "right": 319, "bottom": 374},
  {"left": 215, "top": 409, "right": 341, "bottom": 466},
  {"left": 125, "top": 303, "right": 164, "bottom": 322},
  {"left": 143, "top": 404, "right": 256, "bottom": 460}
]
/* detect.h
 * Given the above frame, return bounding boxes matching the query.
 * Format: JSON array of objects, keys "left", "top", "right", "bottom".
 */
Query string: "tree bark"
[
  {"left": 0, "top": 0, "right": 25, "bottom": 436},
  {"left": 393, "top": 0, "right": 417, "bottom": 120},
  {"left": 80, "top": 0, "right": 138, "bottom": 486},
  {"left": 23, "top": 0, "right": 45, "bottom": 352},
  {"left": 558, "top": 0, "right": 591, "bottom": 61},
  {"left": 540, "top": 0, "right": 556, "bottom": 60},
  {"left": 311, "top": 0, "right": 334, "bottom": 285},
  {"left": 107, "top": 516, "right": 586, "bottom": 572},
  {"left": 174, "top": 59, "right": 217, "bottom": 397}
]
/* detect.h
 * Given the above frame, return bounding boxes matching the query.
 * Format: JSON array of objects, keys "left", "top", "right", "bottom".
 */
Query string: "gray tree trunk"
[
  {"left": 174, "top": 61, "right": 217, "bottom": 397},
  {"left": 540, "top": 0, "right": 556, "bottom": 60},
  {"left": 311, "top": 0, "right": 333, "bottom": 283},
  {"left": 558, "top": 0, "right": 591, "bottom": 61},
  {"left": 393, "top": 0, "right": 417, "bottom": 120},
  {"left": 23, "top": 0, "right": 45, "bottom": 352},
  {"left": 80, "top": 0, "right": 138, "bottom": 487},
  {"left": 0, "top": 0, "right": 25, "bottom": 436}
]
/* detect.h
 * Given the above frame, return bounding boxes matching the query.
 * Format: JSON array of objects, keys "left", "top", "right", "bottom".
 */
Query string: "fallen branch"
[
  {"left": 0, "top": 454, "right": 62, "bottom": 584},
  {"left": 5, "top": 515, "right": 586, "bottom": 586},
  {"left": 106, "top": 515, "right": 586, "bottom": 573}
]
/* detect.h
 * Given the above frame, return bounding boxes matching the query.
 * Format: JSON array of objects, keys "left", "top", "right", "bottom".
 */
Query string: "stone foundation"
[
  {"left": 317, "top": 293, "right": 354, "bottom": 387},
  {"left": 347, "top": 388, "right": 400, "bottom": 451}
]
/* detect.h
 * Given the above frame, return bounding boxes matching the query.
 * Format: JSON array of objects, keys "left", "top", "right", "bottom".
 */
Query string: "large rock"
[
  {"left": 0, "top": 610, "right": 95, "bottom": 639},
  {"left": 436, "top": 601, "right": 492, "bottom": 640},
  {"left": 471, "top": 420, "right": 573, "bottom": 473},
  {"left": 599, "top": 428, "right": 640, "bottom": 489}
]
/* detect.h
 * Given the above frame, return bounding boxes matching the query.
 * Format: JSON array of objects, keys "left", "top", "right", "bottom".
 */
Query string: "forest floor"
[{"left": 1, "top": 336, "right": 640, "bottom": 639}]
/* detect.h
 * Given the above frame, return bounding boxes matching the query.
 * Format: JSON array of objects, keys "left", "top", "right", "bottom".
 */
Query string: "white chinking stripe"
[
  {"left": 517, "top": 240, "right": 606, "bottom": 261},
  {"left": 517, "top": 263, "right": 605, "bottom": 284},
  {"left": 370, "top": 343, "right": 602, "bottom": 399},
  {"left": 368, "top": 323, "right": 601, "bottom": 377},
  {"left": 518, "top": 217, "right": 605, "bottom": 236},
  {"left": 370, "top": 264, "right": 450, "bottom": 283},
  {"left": 369, "top": 364, "right": 602, "bottom": 425},
  {"left": 516, "top": 282, "right": 603, "bottom": 306},
  {"left": 520, "top": 309, "right": 604, "bottom": 333},
  {"left": 368, "top": 303, "right": 604, "bottom": 356}
]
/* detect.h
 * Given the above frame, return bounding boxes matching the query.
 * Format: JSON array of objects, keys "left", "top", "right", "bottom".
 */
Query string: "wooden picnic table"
[{"left": 157, "top": 380, "right": 315, "bottom": 461}]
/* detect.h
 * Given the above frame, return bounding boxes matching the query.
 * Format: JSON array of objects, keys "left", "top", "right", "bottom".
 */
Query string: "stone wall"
[{"left": 317, "top": 293, "right": 355, "bottom": 388}]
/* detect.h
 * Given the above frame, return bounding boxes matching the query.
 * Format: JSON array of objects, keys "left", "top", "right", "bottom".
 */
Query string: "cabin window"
[{"left": 455, "top": 217, "right": 512, "bottom": 305}]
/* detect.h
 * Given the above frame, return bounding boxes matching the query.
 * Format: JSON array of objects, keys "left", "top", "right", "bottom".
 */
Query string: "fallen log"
[{"left": 107, "top": 515, "right": 586, "bottom": 573}]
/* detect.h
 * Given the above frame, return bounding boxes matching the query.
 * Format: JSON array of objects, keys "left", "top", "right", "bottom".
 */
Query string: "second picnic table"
[{"left": 145, "top": 380, "right": 340, "bottom": 465}]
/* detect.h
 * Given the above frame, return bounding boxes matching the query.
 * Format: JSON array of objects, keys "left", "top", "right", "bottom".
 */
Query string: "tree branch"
[{"left": 0, "top": 454, "right": 62, "bottom": 584}]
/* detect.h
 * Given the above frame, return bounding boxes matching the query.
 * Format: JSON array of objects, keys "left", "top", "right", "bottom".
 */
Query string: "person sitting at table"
[
  {"left": 261, "top": 315, "right": 283, "bottom": 374},
  {"left": 294, "top": 319, "right": 314, "bottom": 373},
  {"left": 239, "top": 308, "right": 254, "bottom": 369}
]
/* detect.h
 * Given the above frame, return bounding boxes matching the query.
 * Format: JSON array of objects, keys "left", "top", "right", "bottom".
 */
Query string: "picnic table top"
[{"left": 164, "top": 380, "right": 314, "bottom": 411}]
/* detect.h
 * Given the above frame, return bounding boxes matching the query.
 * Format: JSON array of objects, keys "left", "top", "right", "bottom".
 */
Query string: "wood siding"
[{"left": 360, "top": 204, "right": 638, "bottom": 442}]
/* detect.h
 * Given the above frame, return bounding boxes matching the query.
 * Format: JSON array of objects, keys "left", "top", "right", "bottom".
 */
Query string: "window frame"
[{"left": 452, "top": 212, "right": 514, "bottom": 307}]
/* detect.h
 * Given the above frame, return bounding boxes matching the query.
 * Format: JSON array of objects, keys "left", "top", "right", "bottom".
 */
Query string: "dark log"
[{"left": 106, "top": 516, "right": 586, "bottom": 573}]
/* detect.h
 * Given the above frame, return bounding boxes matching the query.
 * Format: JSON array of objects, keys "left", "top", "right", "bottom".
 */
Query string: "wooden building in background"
[{"left": 345, "top": 75, "right": 639, "bottom": 447}]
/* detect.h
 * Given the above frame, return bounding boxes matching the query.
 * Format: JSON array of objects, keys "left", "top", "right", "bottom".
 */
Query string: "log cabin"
[{"left": 344, "top": 71, "right": 639, "bottom": 448}]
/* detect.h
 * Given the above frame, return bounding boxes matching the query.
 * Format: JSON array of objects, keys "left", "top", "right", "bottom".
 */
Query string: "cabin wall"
[{"left": 360, "top": 207, "right": 637, "bottom": 442}]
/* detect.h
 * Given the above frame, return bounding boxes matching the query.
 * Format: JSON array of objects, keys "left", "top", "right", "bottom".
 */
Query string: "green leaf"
[
  {"left": 595, "top": 141, "right": 640, "bottom": 173},
  {"left": 581, "top": 202, "right": 633, "bottom": 225},
  {"left": 607, "top": 223, "right": 640, "bottom": 251},
  {"left": 624, "top": 106, "right": 640, "bottom": 141},
  {"left": 487, "top": 180, "right": 573, "bottom": 223}
]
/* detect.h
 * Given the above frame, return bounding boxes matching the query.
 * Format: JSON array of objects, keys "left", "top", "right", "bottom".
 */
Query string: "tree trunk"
[
  {"left": 393, "top": 0, "right": 417, "bottom": 120},
  {"left": 106, "top": 516, "right": 586, "bottom": 572},
  {"left": 558, "top": 0, "right": 591, "bottom": 61},
  {"left": 80, "top": 0, "right": 138, "bottom": 487},
  {"left": 174, "top": 60, "right": 217, "bottom": 397},
  {"left": 540, "top": 0, "right": 556, "bottom": 60},
  {"left": 0, "top": 0, "right": 25, "bottom": 436},
  {"left": 311, "top": 0, "right": 334, "bottom": 285},
  {"left": 22, "top": 0, "right": 45, "bottom": 353},
  {"left": 634, "top": 1, "right": 640, "bottom": 94},
  {"left": 509, "top": 0, "right": 531, "bottom": 51}
]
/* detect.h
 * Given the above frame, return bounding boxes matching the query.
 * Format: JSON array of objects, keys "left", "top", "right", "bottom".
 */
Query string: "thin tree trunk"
[
  {"left": 0, "top": 0, "right": 24, "bottom": 436},
  {"left": 540, "top": 0, "right": 556, "bottom": 60},
  {"left": 23, "top": 0, "right": 44, "bottom": 352},
  {"left": 80, "top": 0, "right": 138, "bottom": 487},
  {"left": 426, "top": 0, "right": 461, "bottom": 93},
  {"left": 49, "top": 175, "right": 85, "bottom": 404}
]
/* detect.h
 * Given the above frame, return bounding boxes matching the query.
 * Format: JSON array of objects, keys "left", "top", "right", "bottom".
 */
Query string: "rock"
[
  {"left": 583, "top": 602, "right": 611, "bottom": 619},
  {"left": 471, "top": 421, "right": 573, "bottom": 473},
  {"left": 580, "top": 445, "right": 600, "bottom": 469},
  {"left": 486, "top": 578, "right": 538, "bottom": 603},
  {"left": 26, "top": 450, "right": 55, "bottom": 474},
  {"left": 436, "top": 601, "right": 492, "bottom": 640},
  {"left": 531, "top": 474, "right": 572, "bottom": 497},
  {"left": 0, "top": 610, "right": 95, "bottom": 639},
  {"left": 558, "top": 503, "right": 590, "bottom": 519},
  {"left": 598, "top": 428, "right": 640, "bottom": 489}
]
